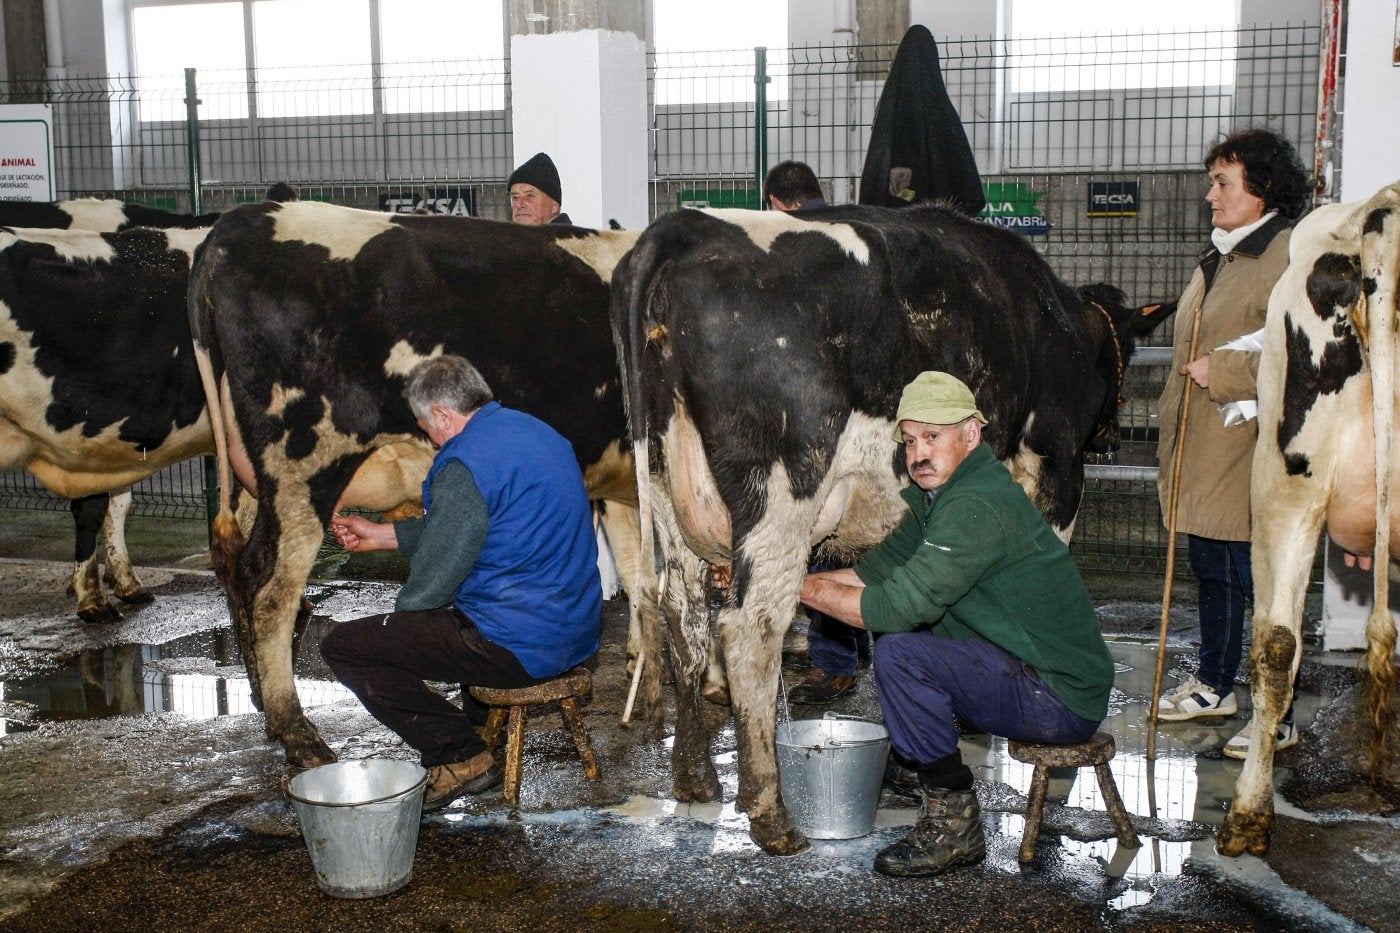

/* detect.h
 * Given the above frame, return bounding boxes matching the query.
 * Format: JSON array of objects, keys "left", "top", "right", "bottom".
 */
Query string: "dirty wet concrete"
[{"left": 1, "top": 521, "right": 1399, "bottom": 932}]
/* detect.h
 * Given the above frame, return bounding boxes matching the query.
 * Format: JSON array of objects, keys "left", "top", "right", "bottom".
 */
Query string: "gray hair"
[{"left": 404, "top": 355, "right": 493, "bottom": 421}]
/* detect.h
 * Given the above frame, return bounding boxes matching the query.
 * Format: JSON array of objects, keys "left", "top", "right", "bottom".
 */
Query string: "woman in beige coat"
[{"left": 1155, "top": 129, "right": 1310, "bottom": 756}]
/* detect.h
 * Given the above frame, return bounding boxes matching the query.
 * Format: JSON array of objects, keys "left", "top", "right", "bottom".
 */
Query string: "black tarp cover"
[{"left": 858, "top": 25, "right": 985, "bottom": 216}]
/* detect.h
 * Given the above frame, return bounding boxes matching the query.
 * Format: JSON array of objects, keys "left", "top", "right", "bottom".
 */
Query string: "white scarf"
[{"left": 1211, "top": 210, "right": 1276, "bottom": 255}]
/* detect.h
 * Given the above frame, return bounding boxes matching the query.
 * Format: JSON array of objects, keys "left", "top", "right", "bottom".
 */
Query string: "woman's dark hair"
[{"left": 1204, "top": 129, "right": 1311, "bottom": 220}]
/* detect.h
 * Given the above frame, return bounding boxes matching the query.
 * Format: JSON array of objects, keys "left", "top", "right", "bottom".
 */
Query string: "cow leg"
[
  {"left": 653, "top": 499, "right": 721, "bottom": 801},
  {"left": 102, "top": 489, "right": 153, "bottom": 604},
  {"left": 70, "top": 493, "right": 120, "bottom": 624},
  {"left": 230, "top": 487, "right": 335, "bottom": 768},
  {"left": 1218, "top": 480, "right": 1323, "bottom": 857},
  {"left": 599, "top": 502, "right": 651, "bottom": 673},
  {"left": 718, "top": 600, "right": 808, "bottom": 856},
  {"left": 719, "top": 523, "right": 811, "bottom": 856}
]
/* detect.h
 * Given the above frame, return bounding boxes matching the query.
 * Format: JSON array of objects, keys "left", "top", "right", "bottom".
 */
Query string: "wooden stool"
[
  {"left": 1008, "top": 731, "right": 1140, "bottom": 862},
  {"left": 470, "top": 666, "right": 600, "bottom": 808}
]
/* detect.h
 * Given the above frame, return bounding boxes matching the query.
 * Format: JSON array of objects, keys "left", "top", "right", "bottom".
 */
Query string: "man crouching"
[
  {"left": 800, "top": 371, "right": 1114, "bottom": 876},
  {"left": 322, "top": 354, "right": 601, "bottom": 811}
]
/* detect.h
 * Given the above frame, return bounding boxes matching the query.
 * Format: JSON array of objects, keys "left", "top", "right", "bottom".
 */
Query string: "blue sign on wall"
[{"left": 380, "top": 187, "right": 476, "bottom": 216}]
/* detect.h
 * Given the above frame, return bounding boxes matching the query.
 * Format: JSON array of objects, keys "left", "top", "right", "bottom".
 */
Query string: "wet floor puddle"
[{"left": 0, "top": 623, "right": 352, "bottom": 734}]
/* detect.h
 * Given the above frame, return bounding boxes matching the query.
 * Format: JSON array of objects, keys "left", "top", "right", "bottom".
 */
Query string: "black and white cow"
[
  {"left": 0, "top": 225, "right": 212, "bottom": 621},
  {"left": 611, "top": 205, "right": 1144, "bottom": 854},
  {"left": 0, "top": 188, "right": 297, "bottom": 621},
  {"left": 1218, "top": 179, "right": 1400, "bottom": 857},
  {"left": 0, "top": 198, "right": 221, "bottom": 233},
  {"left": 189, "top": 199, "right": 645, "bottom": 767}
]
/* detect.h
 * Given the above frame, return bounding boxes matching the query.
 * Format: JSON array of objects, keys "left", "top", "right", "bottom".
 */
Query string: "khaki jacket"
[{"left": 1156, "top": 216, "right": 1292, "bottom": 541}]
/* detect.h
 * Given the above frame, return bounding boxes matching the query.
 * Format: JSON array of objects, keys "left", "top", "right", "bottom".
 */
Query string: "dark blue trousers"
[
  {"left": 873, "top": 632, "right": 1099, "bottom": 765},
  {"left": 1187, "top": 535, "right": 1253, "bottom": 696}
]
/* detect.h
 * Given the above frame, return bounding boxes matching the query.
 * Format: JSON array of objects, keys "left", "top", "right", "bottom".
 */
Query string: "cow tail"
[
  {"left": 187, "top": 248, "right": 246, "bottom": 591},
  {"left": 1363, "top": 186, "right": 1399, "bottom": 780},
  {"left": 614, "top": 237, "right": 664, "bottom": 731}
]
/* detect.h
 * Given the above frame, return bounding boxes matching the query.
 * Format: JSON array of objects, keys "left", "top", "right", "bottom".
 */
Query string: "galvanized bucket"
[
  {"left": 776, "top": 712, "right": 890, "bottom": 839},
  {"left": 285, "top": 758, "right": 428, "bottom": 898}
]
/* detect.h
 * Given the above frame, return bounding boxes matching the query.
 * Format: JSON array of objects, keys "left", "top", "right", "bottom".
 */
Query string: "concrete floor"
[{"left": 0, "top": 532, "right": 1398, "bottom": 931}]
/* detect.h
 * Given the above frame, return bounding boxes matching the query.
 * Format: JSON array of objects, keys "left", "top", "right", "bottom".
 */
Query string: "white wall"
[{"left": 1340, "top": 0, "right": 1400, "bottom": 200}]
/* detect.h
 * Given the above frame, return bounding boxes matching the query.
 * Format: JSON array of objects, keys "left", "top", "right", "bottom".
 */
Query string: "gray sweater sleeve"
[{"left": 392, "top": 460, "right": 489, "bottom": 612}]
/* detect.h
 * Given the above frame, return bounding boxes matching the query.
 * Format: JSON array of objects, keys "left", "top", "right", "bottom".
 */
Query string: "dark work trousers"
[
  {"left": 321, "top": 606, "right": 545, "bottom": 768},
  {"left": 1187, "top": 534, "right": 1253, "bottom": 696},
  {"left": 873, "top": 631, "right": 1099, "bottom": 765}
]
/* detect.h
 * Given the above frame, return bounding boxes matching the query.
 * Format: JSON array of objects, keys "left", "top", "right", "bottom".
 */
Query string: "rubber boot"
[{"left": 874, "top": 785, "right": 986, "bottom": 877}]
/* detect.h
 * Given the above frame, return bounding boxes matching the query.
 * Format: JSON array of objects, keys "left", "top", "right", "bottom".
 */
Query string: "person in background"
[
  {"left": 1153, "top": 128, "right": 1310, "bottom": 761},
  {"left": 764, "top": 160, "right": 829, "bottom": 212},
  {"left": 321, "top": 355, "right": 601, "bottom": 811},
  {"left": 508, "top": 151, "right": 571, "bottom": 225},
  {"left": 800, "top": 371, "right": 1114, "bottom": 877}
]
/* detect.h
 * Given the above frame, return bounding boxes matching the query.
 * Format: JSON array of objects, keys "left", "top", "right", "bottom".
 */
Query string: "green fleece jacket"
[{"left": 856, "top": 443, "right": 1113, "bottom": 723}]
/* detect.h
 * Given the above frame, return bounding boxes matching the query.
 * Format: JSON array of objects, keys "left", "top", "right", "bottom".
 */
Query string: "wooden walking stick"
[{"left": 1147, "top": 304, "right": 1204, "bottom": 761}]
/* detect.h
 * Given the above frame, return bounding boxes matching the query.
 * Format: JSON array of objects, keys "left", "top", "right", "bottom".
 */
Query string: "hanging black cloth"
[{"left": 858, "top": 25, "right": 985, "bottom": 216}]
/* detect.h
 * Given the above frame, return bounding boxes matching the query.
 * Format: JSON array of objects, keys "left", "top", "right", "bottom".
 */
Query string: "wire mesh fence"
[{"left": 0, "top": 24, "right": 1326, "bottom": 576}]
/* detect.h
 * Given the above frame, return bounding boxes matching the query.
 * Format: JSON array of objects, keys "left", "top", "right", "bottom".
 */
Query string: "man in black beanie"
[{"left": 508, "top": 151, "right": 571, "bottom": 225}]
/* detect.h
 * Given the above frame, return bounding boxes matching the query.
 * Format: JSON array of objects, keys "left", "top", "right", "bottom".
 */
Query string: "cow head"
[{"left": 1078, "top": 285, "right": 1176, "bottom": 459}]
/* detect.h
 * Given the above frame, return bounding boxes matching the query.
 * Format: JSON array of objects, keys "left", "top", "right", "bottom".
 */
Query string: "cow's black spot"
[
  {"left": 0, "top": 341, "right": 13, "bottom": 376},
  {"left": 282, "top": 394, "right": 326, "bottom": 462},
  {"left": 1278, "top": 310, "right": 1363, "bottom": 455},
  {"left": 1362, "top": 205, "right": 1392, "bottom": 237},
  {"left": 1283, "top": 452, "right": 1311, "bottom": 477},
  {"left": 1305, "top": 252, "right": 1361, "bottom": 320}
]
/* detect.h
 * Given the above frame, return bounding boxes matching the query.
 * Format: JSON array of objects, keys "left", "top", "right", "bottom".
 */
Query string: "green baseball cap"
[{"left": 893, "top": 371, "right": 988, "bottom": 440}]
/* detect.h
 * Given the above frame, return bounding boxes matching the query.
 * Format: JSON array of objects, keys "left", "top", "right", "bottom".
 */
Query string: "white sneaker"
[
  {"left": 1156, "top": 675, "right": 1238, "bottom": 721},
  {"left": 1222, "top": 717, "right": 1298, "bottom": 759}
]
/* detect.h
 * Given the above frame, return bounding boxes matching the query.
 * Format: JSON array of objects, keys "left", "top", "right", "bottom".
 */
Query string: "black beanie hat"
[{"left": 507, "top": 152, "right": 562, "bottom": 205}]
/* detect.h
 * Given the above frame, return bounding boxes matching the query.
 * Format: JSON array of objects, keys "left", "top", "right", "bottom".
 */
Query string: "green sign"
[
  {"left": 979, "top": 182, "right": 1052, "bottom": 236},
  {"left": 677, "top": 188, "right": 757, "bottom": 210}
]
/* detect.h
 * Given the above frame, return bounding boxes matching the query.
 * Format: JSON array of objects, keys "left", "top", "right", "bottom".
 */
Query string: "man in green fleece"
[{"left": 800, "top": 371, "right": 1114, "bottom": 877}]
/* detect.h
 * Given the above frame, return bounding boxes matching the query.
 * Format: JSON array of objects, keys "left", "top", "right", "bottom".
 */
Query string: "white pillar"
[{"left": 510, "top": 30, "right": 648, "bottom": 230}]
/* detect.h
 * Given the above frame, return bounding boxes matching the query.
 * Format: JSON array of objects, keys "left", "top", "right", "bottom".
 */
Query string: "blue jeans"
[
  {"left": 873, "top": 632, "right": 1099, "bottom": 765},
  {"left": 1187, "top": 535, "right": 1253, "bottom": 696},
  {"left": 806, "top": 609, "right": 870, "bottom": 677}
]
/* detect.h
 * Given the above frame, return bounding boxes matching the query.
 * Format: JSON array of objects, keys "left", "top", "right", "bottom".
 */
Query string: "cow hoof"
[
  {"left": 1217, "top": 808, "right": 1272, "bottom": 857},
  {"left": 280, "top": 719, "right": 337, "bottom": 770},
  {"left": 748, "top": 811, "right": 809, "bottom": 856},
  {"left": 78, "top": 603, "right": 122, "bottom": 624},
  {"left": 674, "top": 770, "right": 722, "bottom": 804},
  {"left": 701, "top": 682, "right": 731, "bottom": 706},
  {"left": 117, "top": 587, "right": 155, "bottom": 605}
]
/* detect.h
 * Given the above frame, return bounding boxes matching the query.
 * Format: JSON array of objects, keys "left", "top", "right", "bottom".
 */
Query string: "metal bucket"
[
  {"left": 776, "top": 712, "right": 890, "bottom": 839},
  {"left": 285, "top": 758, "right": 428, "bottom": 898}
]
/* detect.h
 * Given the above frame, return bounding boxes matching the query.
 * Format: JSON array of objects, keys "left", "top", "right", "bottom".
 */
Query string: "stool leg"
[
  {"left": 1094, "top": 763, "right": 1141, "bottom": 849},
  {"left": 503, "top": 705, "right": 526, "bottom": 807},
  {"left": 560, "top": 696, "right": 600, "bottom": 782},
  {"left": 1020, "top": 765, "right": 1050, "bottom": 862},
  {"left": 481, "top": 707, "right": 507, "bottom": 752}
]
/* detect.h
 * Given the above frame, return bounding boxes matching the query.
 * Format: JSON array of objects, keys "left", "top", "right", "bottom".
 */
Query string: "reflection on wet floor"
[
  {"left": 0, "top": 622, "right": 354, "bottom": 735},
  {"left": 0, "top": 614, "right": 1364, "bottom": 927}
]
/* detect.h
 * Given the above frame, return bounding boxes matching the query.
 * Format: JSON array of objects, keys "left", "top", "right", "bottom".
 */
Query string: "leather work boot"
[
  {"left": 786, "top": 667, "right": 856, "bottom": 704},
  {"left": 874, "top": 787, "right": 986, "bottom": 877},
  {"left": 423, "top": 750, "right": 502, "bottom": 812}
]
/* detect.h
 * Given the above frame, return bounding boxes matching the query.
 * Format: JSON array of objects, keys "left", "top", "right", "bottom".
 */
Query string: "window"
[
  {"left": 132, "top": 2, "right": 248, "bottom": 121},
  {"left": 252, "top": 0, "right": 373, "bottom": 117},
  {"left": 379, "top": 0, "right": 506, "bottom": 114},
  {"left": 1009, "top": 0, "right": 1237, "bottom": 93},
  {"left": 652, "top": 0, "right": 788, "bottom": 105},
  {"left": 128, "top": 0, "right": 506, "bottom": 122}
]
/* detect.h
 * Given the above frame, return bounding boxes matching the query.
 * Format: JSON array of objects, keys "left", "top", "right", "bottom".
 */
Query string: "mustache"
[{"left": 911, "top": 459, "right": 932, "bottom": 471}]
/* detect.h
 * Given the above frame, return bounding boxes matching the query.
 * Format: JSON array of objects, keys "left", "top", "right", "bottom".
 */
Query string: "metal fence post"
[
  {"left": 754, "top": 46, "right": 768, "bottom": 209},
  {"left": 185, "top": 67, "right": 217, "bottom": 543}
]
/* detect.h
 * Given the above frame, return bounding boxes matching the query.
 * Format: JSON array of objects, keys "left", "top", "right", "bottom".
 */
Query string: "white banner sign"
[{"left": 0, "top": 104, "right": 56, "bottom": 202}]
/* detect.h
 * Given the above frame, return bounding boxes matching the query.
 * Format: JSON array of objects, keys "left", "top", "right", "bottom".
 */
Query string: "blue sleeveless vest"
[{"left": 423, "top": 402, "right": 600, "bottom": 677}]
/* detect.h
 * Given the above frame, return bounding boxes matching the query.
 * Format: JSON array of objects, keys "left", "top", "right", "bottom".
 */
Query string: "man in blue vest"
[{"left": 322, "top": 355, "right": 601, "bottom": 811}]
